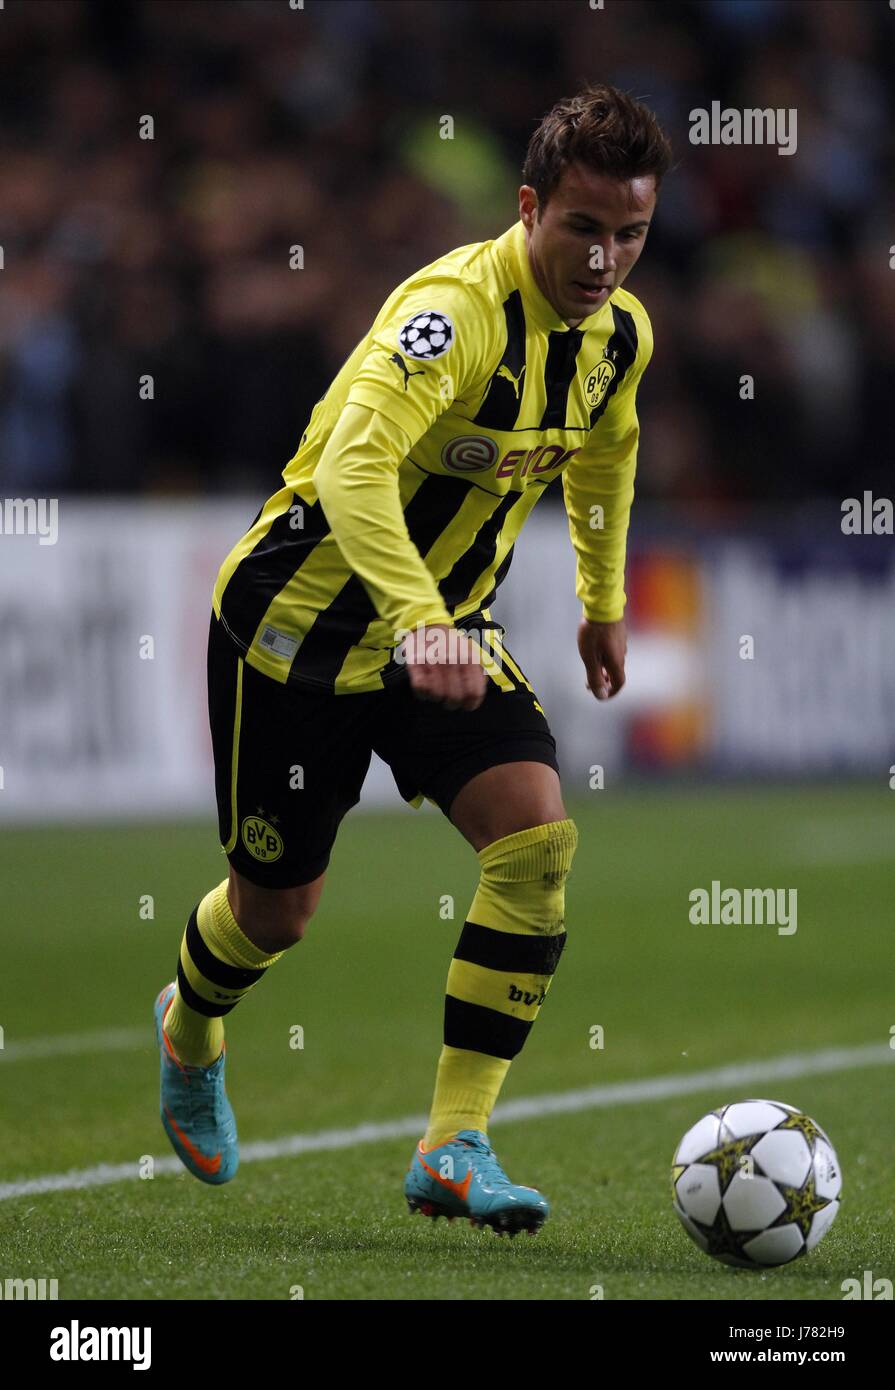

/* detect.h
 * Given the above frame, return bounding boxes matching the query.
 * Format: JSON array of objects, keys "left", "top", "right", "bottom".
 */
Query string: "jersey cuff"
[
  {"left": 582, "top": 602, "right": 625, "bottom": 623},
  {"left": 394, "top": 608, "right": 456, "bottom": 635}
]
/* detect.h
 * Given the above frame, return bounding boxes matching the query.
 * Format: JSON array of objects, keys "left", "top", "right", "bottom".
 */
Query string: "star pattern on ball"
[
  {"left": 778, "top": 1112, "right": 823, "bottom": 1145},
  {"left": 701, "top": 1135, "right": 761, "bottom": 1192},
  {"left": 672, "top": 1104, "right": 841, "bottom": 1268},
  {"left": 772, "top": 1171, "right": 829, "bottom": 1239},
  {"left": 698, "top": 1202, "right": 755, "bottom": 1261}
]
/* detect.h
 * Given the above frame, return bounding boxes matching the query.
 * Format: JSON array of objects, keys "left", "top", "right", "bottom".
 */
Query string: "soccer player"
[{"left": 154, "top": 84, "right": 672, "bottom": 1236}]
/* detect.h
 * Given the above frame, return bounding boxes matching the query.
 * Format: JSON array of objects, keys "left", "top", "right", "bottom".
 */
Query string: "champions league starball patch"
[{"left": 397, "top": 310, "right": 454, "bottom": 360}]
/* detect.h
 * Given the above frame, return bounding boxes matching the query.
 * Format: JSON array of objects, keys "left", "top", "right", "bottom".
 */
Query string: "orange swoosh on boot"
[
  {"left": 164, "top": 1106, "right": 222, "bottom": 1175},
  {"left": 416, "top": 1146, "right": 472, "bottom": 1202}
]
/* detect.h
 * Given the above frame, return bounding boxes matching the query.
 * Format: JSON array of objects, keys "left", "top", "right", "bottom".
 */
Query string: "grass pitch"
[{"left": 1, "top": 784, "right": 892, "bottom": 1299}]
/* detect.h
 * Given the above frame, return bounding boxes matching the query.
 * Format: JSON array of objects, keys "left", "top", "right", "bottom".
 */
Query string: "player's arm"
[
  {"left": 562, "top": 325, "right": 652, "bottom": 700},
  {"left": 313, "top": 401, "right": 454, "bottom": 635},
  {"left": 312, "top": 286, "right": 495, "bottom": 708}
]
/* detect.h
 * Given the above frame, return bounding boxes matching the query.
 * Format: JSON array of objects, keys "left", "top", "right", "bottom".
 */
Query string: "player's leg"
[
  {"left": 376, "top": 631, "right": 578, "bottom": 1231},
  {"left": 161, "top": 613, "right": 337, "bottom": 1072},
  {"left": 409, "top": 765, "right": 576, "bottom": 1227},
  {"left": 155, "top": 612, "right": 373, "bottom": 1184},
  {"left": 423, "top": 757, "right": 573, "bottom": 1135},
  {"left": 160, "top": 867, "right": 326, "bottom": 1074},
  {"left": 447, "top": 758, "right": 567, "bottom": 850}
]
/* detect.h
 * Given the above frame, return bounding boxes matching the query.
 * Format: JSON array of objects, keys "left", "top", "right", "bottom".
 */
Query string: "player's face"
[{"left": 519, "top": 164, "right": 656, "bottom": 327}]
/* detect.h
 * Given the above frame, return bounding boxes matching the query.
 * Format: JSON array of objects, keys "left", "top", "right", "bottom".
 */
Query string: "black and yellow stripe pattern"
[
  {"left": 464, "top": 625, "right": 544, "bottom": 709},
  {"left": 445, "top": 918, "right": 566, "bottom": 1060},
  {"left": 424, "top": 819, "right": 578, "bottom": 1146},
  {"left": 212, "top": 217, "right": 651, "bottom": 694},
  {"left": 176, "top": 908, "right": 270, "bottom": 1021},
  {"left": 164, "top": 880, "right": 282, "bottom": 1067}
]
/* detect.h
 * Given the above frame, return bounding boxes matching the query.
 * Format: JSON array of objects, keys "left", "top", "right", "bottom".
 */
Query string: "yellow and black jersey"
[{"left": 212, "top": 219, "right": 653, "bottom": 694}]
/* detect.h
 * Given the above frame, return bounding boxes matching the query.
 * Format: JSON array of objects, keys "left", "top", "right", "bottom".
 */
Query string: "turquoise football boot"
[
  {"left": 404, "top": 1129, "right": 549, "bottom": 1236},
  {"left": 153, "top": 982, "right": 238, "bottom": 1184}
]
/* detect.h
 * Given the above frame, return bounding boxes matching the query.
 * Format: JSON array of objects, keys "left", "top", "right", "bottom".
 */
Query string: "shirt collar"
[{"left": 494, "top": 219, "right": 611, "bottom": 334}]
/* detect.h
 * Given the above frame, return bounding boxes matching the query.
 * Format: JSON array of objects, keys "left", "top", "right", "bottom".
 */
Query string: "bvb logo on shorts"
[{"left": 241, "top": 815, "right": 284, "bottom": 863}]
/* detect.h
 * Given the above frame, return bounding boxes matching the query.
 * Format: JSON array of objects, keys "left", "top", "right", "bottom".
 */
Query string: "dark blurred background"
[{"left": 1, "top": 0, "right": 893, "bottom": 506}]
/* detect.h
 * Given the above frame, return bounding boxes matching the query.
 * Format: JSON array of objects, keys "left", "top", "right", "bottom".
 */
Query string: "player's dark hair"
[{"left": 523, "top": 84, "right": 673, "bottom": 210}]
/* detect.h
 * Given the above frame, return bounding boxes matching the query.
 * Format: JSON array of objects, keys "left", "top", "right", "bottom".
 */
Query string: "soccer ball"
[{"left": 671, "top": 1098, "right": 841, "bottom": 1267}]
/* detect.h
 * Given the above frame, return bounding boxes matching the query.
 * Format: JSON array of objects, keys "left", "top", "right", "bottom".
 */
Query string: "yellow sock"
[
  {"left": 164, "top": 880, "right": 283, "bottom": 1066},
  {"left": 424, "top": 819, "right": 577, "bottom": 1147},
  {"left": 424, "top": 1046, "right": 511, "bottom": 1147}
]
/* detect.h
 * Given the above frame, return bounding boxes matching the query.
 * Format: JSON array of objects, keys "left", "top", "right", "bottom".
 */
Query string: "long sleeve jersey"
[{"left": 212, "top": 218, "right": 653, "bottom": 693}]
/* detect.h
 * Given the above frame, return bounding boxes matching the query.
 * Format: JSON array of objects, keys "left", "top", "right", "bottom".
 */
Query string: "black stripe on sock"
[
  {"left": 185, "top": 909, "right": 267, "bottom": 991},
  {"left": 176, "top": 960, "right": 240, "bottom": 1019},
  {"left": 444, "top": 995, "right": 532, "bottom": 1060},
  {"left": 454, "top": 921, "right": 567, "bottom": 975}
]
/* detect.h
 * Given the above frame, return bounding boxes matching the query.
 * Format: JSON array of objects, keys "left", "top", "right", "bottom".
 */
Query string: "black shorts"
[{"left": 207, "top": 613, "right": 560, "bottom": 887}]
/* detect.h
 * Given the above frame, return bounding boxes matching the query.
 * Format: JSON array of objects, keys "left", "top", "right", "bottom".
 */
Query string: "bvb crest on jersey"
[{"left": 583, "top": 347, "right": 618, "bottom": 408}]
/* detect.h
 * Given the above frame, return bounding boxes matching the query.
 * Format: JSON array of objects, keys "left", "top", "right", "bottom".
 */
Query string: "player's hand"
[
  {"left": 402, "top": 623, "right": 487, "bottom": 711},
  {"left": 577, "top": 617, "right": 627, "bottom": 701}
]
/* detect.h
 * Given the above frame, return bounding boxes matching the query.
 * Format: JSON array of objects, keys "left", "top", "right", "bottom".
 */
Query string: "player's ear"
[{"left": 519, "top": 185, "right": 538, "bottom": 231}]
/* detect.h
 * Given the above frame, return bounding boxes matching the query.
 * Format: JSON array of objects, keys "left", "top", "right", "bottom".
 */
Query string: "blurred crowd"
[{"left": 0, "top": 0, "right": 893, "bottom": 506}]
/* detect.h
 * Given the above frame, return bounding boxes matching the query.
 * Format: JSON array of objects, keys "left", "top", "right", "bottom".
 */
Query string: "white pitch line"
[
  {"left": 789, "top": 820, "right": 895, "bottom": 867},
  {"left": 792, "top": 844, "right": 895, "bottom": 867},
  {"left": 0, "top": 1028, "right": 147, "bottom": 1062},
  {"left": 1, "top": 1042, "right": 890, "bottom": 1204}
]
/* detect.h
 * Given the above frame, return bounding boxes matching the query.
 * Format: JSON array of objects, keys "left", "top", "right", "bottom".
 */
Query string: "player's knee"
[
  {"left": 472, "top": 817, "right": 577, "bottom": 943},
  {"left": 479, "top": 817, "right": 578, "bottom": 912},
  {"left": 228, "top": 872, "right": 323, "bottom": 950},
  {"left": 481, "top": 817, "right": 578, "bottom": 883},
  {"left": 244, "top": 900, "right": 315, "bottom": 949},
  {"left": 272, "top": 903, "right": 314, "bottom": 946},
  {"left": 547, "top": 817, "right": 578, "bottom": 885}
]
